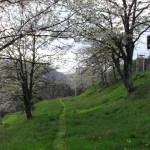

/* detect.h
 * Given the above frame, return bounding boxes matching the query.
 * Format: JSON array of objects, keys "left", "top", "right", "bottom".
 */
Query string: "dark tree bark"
[
  {"left": 123, "top": 51, "right": 134, "bottom": 92},
  {"left": 112, "top": 63, "right": 117, "bottom": 82},
  {"left": 0, "top": 110, "right": 3, "bottom": 125},
  {"left": 100, "top": 67, "right": 109, "bottom": 87},
  {"left": 25, "top": 102, "right": 32, "bottom": 119},
  {"left": 124, "top": 63, "right": 133, "bottom": 92},
  {"left": 22, "top": 84, "right": 33, "bottom": 119},
  {"left": 100, "top": 69, "right": 105, "bottom": 86}
]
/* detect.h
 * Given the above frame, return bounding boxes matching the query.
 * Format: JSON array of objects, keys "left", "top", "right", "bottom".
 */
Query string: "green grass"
[
  {"left": 53, "top": 100, "right": 67, "bottom": 150},
  {"left": 63, "top": 72, "right": 150, "bottom": 150},
  {"left": 0, "top": 100, "right": 63, "bottom": 150},
  {"left": 1, "top": 71, "right": 150, "bottom": 150}
]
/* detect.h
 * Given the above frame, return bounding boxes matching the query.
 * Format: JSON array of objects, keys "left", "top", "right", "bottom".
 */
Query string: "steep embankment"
[{"left": 0, "top": 72, "right": 150, "bottom": 150}]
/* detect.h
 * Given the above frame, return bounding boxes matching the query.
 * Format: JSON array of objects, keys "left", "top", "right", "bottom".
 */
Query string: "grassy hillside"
[
  {"left": 0, "top": 71, "right": 150, "bottom": 150},
  {"left": 0, "top": 100, "right": 63, "bottom": 150}
]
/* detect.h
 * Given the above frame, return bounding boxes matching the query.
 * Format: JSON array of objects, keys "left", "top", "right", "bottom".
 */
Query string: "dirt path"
[{"left": 53, "top": 100, "right": 67, "bottom": 150}]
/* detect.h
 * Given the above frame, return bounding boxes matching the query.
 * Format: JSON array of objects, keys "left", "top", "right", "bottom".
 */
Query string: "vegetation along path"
[{"left": 53, "top": 99, "right": 67, "bottom": 150}]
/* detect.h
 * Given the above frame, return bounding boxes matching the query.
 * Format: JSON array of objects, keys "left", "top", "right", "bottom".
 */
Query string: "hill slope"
[{"left": 0, "top": 72, "right": 150, "bottom": 150}]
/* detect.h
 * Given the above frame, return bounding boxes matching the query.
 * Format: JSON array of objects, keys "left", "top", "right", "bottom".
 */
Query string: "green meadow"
[{"left": 1, "top": 72, "right": 150, "bottom": 150}]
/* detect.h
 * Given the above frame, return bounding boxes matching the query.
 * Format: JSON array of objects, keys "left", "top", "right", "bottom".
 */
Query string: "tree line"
[{"left": 0, "top": 0, "right": 150, "bottom": 120}]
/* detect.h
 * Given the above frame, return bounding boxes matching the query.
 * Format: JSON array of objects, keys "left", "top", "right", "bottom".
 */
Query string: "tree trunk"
[
  {"left": 24, "top": 92, "right": 32, "bottom": 119},
  {"left": 112, "top": 52, "right": 124, "bottom": 83},
  {"left": 25, "top": 104, "right": 32, "bottom": 119},
  {"left": 0, "top": 111, "right": 2, "bottom": 125},
  {"left": 104, "top": 71, "right": 109, "bottom": 87},
  {"left": 113, "top": 54, "right": 134, "bottom": 93},
  {"left": 112, "top": 64, "right": 117, "bottom": 82},
  {"left": 124, "top": 62, "right": 134, "bottom": 93},
  {"left": 100, "top": 70, "right": 105, "bottom": 85}
]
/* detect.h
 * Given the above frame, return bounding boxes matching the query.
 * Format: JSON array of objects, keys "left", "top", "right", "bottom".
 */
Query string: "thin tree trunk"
[
  {"left": 104, "top": 71, "right": 109, "bottom": 87},
  {"left": 100, "top": 70, "right": 105, "bottom": 85},
  {"left": 113, "top": 59, "right": 124, "bottom": 83},
  {"left": 112, "top": 52, "right": 124, "bottom": 83},
  {"left": 112, "top": 64, "right": 117, "bottom": 82},
  {"left": 0, "top": 111, "right": 2, "bottom": 125}
]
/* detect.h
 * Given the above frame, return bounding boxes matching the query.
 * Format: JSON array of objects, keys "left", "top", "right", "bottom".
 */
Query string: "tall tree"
[
  {"left": 0, "top": 34, "right": 55, "bottom": 119},
  {"left": 67, "top": 0, "right": 150, "bottom": 93},
  {"left": 0, "top": 0, "right": 73, "bottom": 119}
]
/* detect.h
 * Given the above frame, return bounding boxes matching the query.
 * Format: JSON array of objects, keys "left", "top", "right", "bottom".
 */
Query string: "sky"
[
  {"left": 56, "top": 41, "right": 83, "bottom": 73},
  {"left": 3, "top": 1, "right": 149, "bottom": 74},
  {"left": 57, "top": 32, "right": 150, "bottom": 74},
  {"left": 134, "top": 32, "right": 150, "bottom": 59}
]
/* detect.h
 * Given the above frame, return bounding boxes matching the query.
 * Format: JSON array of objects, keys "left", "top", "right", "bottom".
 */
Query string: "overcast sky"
[
  {"left": 134, "top": 32, "right": 150, "bottom": 59},
  {"left": 57, "top": 32, "right": 150, "bottom": 74}
]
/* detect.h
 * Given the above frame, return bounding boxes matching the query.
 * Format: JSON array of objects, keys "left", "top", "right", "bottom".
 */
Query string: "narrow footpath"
[{"left": 53, "top": 100, "right": 67, "bottom": 150}]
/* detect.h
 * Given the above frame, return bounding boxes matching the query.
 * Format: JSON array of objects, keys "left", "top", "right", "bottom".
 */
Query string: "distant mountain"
[{"left": 42, "top": 70, "right": 66, "bottom": 81}]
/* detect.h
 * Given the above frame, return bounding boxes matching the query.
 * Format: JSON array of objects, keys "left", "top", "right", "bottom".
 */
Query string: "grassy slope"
[
  {"left": 0, "top": 71, "right": 150, "bottom": 150},
  {"left": 64, "top": 72, "right": 150, "bottom": 150},
  {"left": 0, "top": 100, "right": 63, "bottom": 150}
]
